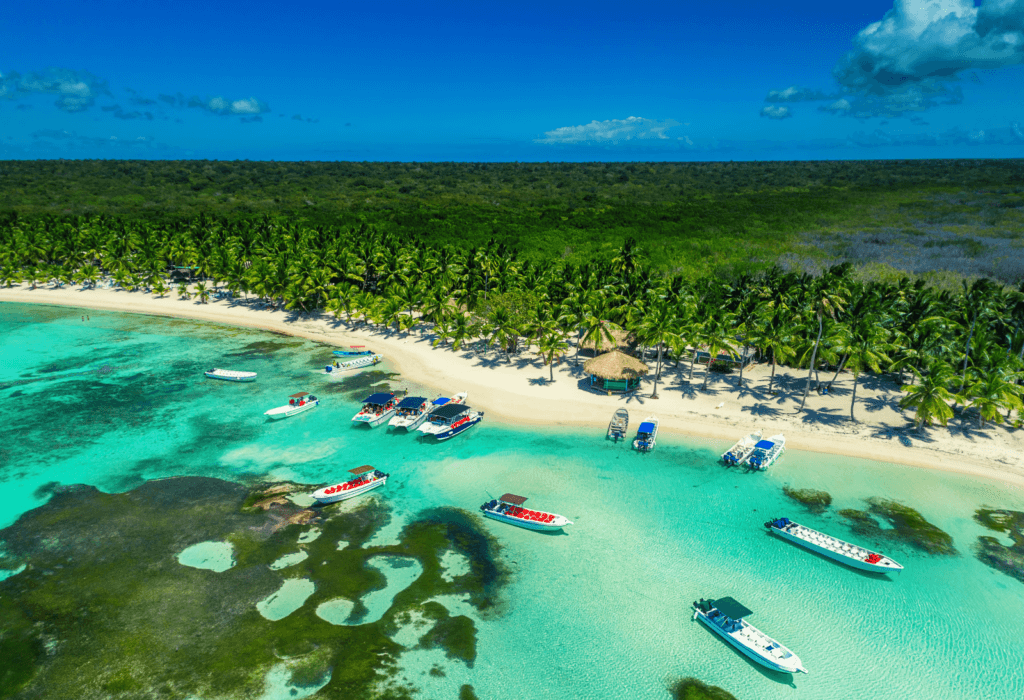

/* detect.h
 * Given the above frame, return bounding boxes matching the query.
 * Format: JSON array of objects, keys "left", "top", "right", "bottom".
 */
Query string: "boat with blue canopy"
[
  {"left": 744, "top": 434, "right": 786, "bottom": 470},
  {"left": 390, "top": 391, "right": 467, "bottom": 430},
  {"left": 633, "top": 415, "right": 658, "bottom": 452},
  {"left": 418, "top": 402, "right": 483, "bottom": 440},
  {"left": 722, "top": 430, "right": 762, "bottom": 466},
  {"left": 351, "top": 392, "right": 398, "bottom": 427}
]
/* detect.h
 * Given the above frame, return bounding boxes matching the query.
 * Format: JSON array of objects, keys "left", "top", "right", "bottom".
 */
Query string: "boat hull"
[
  {"left": 205, "top": 371, "right": 256, "bottom": 382},
  {"left": 769, "top": 525, "right": 903, "bottom": 573},
  {"left": 328, "top": 354, "right": 383, "bottom": 373},
  {"left": 264, "top": 400, "right": 319, "bottom": 420},
  {"left": 389, "top": 411, "right": 430, "bottom": 430},
  {"left": 433, "top": 415, "right": 482, "bottom": 440},
  {"left": 695, "top": 611, "right": 805, "bottom": 675},
  {"left": 314, "top": 477, "right": 386, "bottom": 503},
  {"left": 352, "top": 408, "right": 396, "bottom": 427},
  {"left": 482, "top": 510, "right": 570, "bottom": 531}
]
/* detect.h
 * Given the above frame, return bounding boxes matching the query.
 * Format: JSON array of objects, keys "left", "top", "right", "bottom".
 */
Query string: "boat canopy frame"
[
  {"left": 499, "top": 493, "right": 528, "bottom": 505},
  {"left": 289, "top": 392, "right": 310, "bottom": 398},
  {"left": 396, "top": 396, "right": 428, "bottom": 409},
  {"left": 362, "top": 392, "right": 396, "bottom": 404},
  {"left": 430, "top": 403, "right": 470, "bottom": 419},
  {"left": 348, "top": 465, "right": 375, "bottom": 475}
]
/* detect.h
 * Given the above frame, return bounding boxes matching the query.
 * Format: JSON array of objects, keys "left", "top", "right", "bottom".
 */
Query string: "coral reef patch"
[
  {"left": 782, "top": 486, "right": 833, "bottom": 513},
  {"left": 973, "top": 509, "right": 1024, "bottom": 585},
  {"left": 838, "top": 497, "right": 955, "bottom": 555}
]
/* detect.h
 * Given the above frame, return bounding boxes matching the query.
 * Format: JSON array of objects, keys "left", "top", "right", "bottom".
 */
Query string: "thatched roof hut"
[{"left": 584, "top": 350, "right": 649, "bottom": 380}]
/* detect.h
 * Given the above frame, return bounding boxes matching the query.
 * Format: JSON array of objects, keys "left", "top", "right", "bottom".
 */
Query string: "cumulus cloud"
[
  {"left": 765, "top": 86, "right": 836, "bottom": 102},
  {"left": 535, "top": 116, "right": 679, "bottom": 144},
  {"left": 760, "top": 105, "right": 793, "bottom": 119},
  {"left": 0, "top": 68, "right": 110, "bottom": 112}
]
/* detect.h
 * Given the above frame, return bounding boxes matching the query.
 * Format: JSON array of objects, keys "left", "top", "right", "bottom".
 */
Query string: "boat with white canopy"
[
  {"left": 204, "top": 368, "right": 257, "bottom": 382},
  {"left": 743, "top": 434, "right": 785, "bottom": 470},
  {"left": 313, "top": 465, "right": 389, "bottom": 504},
  {"left": 692, "top": 598, "right": 807, "bottom": 675},
  {"left": 480, "top": 493, "right": 573, "bottom": 531},
  {"left": 765, "top": 517, "right": 904, "bottom": 573},
  {"left": 722, "top": 430, "right": 762, "bottom": 466},
  {"left": 351, "top": 392, "right": 398, "bottom": 427},
  {"left": 264, "top": 392, "right": 319, "bottom": 420}
]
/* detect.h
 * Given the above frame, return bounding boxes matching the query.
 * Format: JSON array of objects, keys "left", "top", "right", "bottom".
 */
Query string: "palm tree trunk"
[
  {"left": 799, "top": 317, "right": 824, "bottom": 411},
  {"left": 549, "top": 354, "right": 554, "bottom": 382},
  {"left": 688, "top": 349, "right": 698, "bottom": 380},
  {"left": 652, "top": 344, "right": 663, "bottom": 398},
  {"left": 830, "top": 353, "right": 849, "bottom": 384},
  {"left": 769, "top": 358, "right": 778, "bottom": 393},
  {"left": 850, "top": 369, "right": 859, "bottom": 421},
  {"left": 738, "top": 345, "right": 747, "bottom": 388}
]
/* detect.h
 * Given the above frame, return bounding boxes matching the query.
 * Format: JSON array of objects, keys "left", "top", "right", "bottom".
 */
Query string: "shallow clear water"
[
  {"left": 3, "top": 301, "right": 1024, "bottom": 699},
  {"left": 177, "top": 541, "right": 235, "bottom": 572},
  {"left": 257, "top": 578, "right": 316, "bottom": 621}
]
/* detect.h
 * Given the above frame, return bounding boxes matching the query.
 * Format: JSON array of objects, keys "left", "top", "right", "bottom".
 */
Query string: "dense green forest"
[
  {"left": 2, "top": 159, "right": 1023, "bottom": 282},
  {"left": 1, "top": 176, "right": 1022, "bottom": 429}
]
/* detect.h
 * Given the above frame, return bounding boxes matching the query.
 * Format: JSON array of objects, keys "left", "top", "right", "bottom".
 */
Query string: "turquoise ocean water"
[{"left": 2, "top": 301, "right": 1023, "bottom": 699}]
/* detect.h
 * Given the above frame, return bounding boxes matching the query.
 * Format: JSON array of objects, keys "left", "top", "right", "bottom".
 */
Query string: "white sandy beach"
[{"left": 3, "top": 283, "right": 1023, "bottom": 489}]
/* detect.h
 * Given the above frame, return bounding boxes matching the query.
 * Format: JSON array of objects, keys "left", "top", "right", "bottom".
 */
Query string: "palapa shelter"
[{"left": 584, "top": 350, "right": 649, "bottom": 393}]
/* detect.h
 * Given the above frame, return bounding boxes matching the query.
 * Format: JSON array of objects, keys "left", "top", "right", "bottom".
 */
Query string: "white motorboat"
[
  {"left": 743, "top": 434, "right": 786, "bottom": 470},
  {"left": 480, "top": 493, "right": 573, "bottom": 531},
  {"left": 264, "top": 392, "right": 320, "bottom": 420},
  {"left": 204, "top": 368, "right": 257, "bottom": 382},
  {"left": 417, "top": 403, "right": 483, "bottom": 440},
  {"left": 607, "top": 408, "right": 629, "bottom": 442},
  {"left": 722, "top": 430, "right": 762, "bottom": 466},
  {"left": 313, "top": 465, "right": 389, "bottom": 503},
  {"left": 633, "top": 415, "right": 658, "bottom": 452},
  {"left": 692, "top": 598, "right": 807, "bottom": 675},
  {"left": 323, "top": 354, "right": 383, "bottom": 375},
  {"left": 388, "top": 395, "right": 432, "bottom": 430},
  {"left": 765, "top": 517, "right": 904, "bottom": 573},
  {"left": 351, "top": 392, "right": 398, "bottom": 427}
]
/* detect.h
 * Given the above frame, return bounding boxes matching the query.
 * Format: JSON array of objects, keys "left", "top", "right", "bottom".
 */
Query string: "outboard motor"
[{"left": 325, "top": 365, "right": 333, "bottom": 373}]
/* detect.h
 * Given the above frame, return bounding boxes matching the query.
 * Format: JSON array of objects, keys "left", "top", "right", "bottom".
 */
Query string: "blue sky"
[{"left": 2, "top": 0, "right": 1023, "bottom": 161}]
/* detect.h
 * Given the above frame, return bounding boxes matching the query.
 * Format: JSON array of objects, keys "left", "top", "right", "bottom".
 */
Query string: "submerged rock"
[
  {"left": 0, "top": 476, "right": 508, "bottom": 699},
  {"left": 839, "top": 497, "right": 956, "bottom": 555},
  {"left": 671, "top": 677, "right": 739, "bottom": 700},
  {"left": 973, "top": 508, "right": 1024, "bottom": 585},
  {"left": 782, "top": 486, "right": 832, "bottom": 513}
]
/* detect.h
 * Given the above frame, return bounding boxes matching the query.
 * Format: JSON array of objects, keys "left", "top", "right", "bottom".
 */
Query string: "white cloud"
[
  {"left": 760, "top": 105, "right": 793, "bottom": 119},
  {"left": 535, "top": 116, "right": 679, "bottom": 144},
  {"left": 188, "top": 94, "right": 271, "bottom": 116},
  {"left": 764, "top": 86, "right": 834, "bottom": 102},
  {"left": 822, "top": 99, "right": 853, "bottom": 112},
  {"left": 1, "top": 68, "right": 110, "bottom": 112},
  {"left": 836, "top": 0, "right": 1024, "bottom": 92}
]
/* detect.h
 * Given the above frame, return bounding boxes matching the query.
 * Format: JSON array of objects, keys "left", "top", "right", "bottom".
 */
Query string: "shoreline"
[{"left": 3, "top": 284, "right": 1024, "bottom": 490}]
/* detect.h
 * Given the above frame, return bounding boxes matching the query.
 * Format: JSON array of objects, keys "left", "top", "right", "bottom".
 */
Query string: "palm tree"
[
  {"left": 900, "top": 362, "right": 956, "bottom": 432},
  {"left": 636, "top": 299, "right": 678, "bottom": 399},
  {"left": 486, "top": 306, "right": 519, "bottom": 363},
  {"left": 799, "top": 268, "right": 849, "bottom": 411},
  {"left": 845, "top": 319, "right": 892, "bottom": 421},
  {"left": 535, "top": 328, "right": 568, "bottom": 383},
  {"left": 746, "top": 310, "right": 798, "bottom": 394},
  {"left": 152, "top": 280, "right": 169, "bottom": 298},
  {"left": 177, "top": 283, "right": 191, "bottom": 300},
  {"left": 695, "top": 313, "right": 735, "bottom": 392},
  {"left": 194, "top": 281, "right": 211, "bottom": 304}
]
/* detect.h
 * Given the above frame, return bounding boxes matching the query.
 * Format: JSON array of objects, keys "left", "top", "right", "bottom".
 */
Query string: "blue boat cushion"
[
  {"left": 638, "top": 422, "right": 655, "bottom": 432},
  {"left": 754, "top": 440, "right": 775, "bottom": 449}
]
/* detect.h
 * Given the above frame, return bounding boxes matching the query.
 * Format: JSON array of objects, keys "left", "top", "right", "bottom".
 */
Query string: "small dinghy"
[
  {"left": 743, "top": 434, "right": 785, "bottom": 471},
  {"left": 722, "top": 430, "right": 762, "bottom": 466},
  {"left": 313, "top": 465, "right": 389, "bottom": 503},
  {"left": 480, "top": 493, "right": 573, "bottom": 531},
  {"left": 607, "top": 408, "right": 629, "bottom": 442},
  {"left": 264, "top": 392, "right": 319, "bottom": 420},
  {"left": 324, "top": 354, "right": 383, "bottom": 374},
  {"left": 633, "top": 415, "right": 658, "bottom": 452},
  {"left": 692, "top": 598, "right": 807, "bottom": 675},
  {"left": 765, "top": 517, "right": 903, "bottom": 573},
  {"left": 204, "top": 368, "right": 257, "bottom": 382}
]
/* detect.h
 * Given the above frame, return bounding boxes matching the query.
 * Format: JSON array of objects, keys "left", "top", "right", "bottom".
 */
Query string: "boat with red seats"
[
  {"left": 480, "top": 493, "right": 573, "bottom": 531},
  {"left": 313, "top": 465, "right": 389, "bottom": 504}
]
